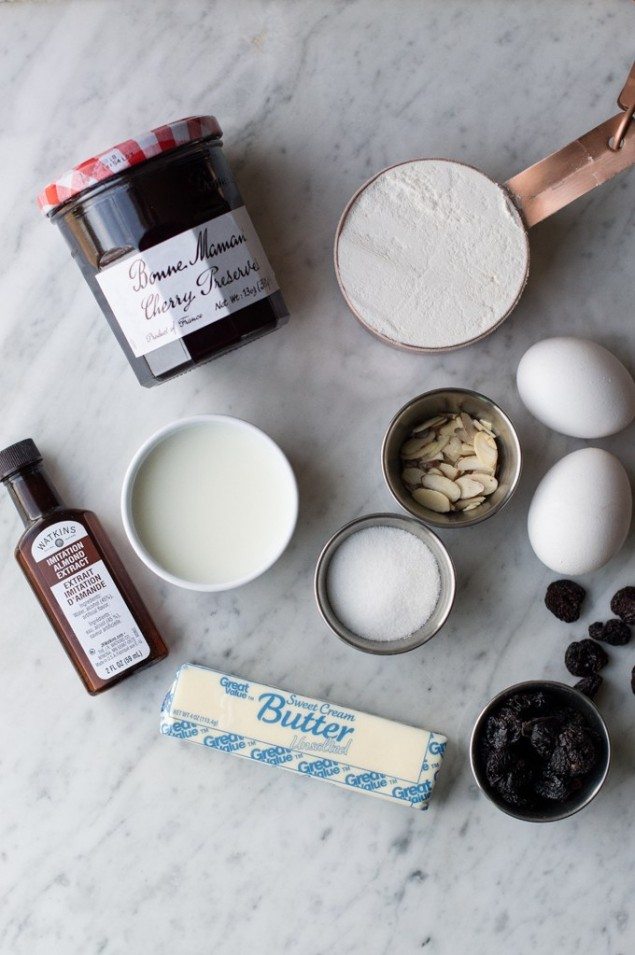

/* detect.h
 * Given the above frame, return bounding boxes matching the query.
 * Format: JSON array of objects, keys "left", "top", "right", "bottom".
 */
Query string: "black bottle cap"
[{"left": 0, "top": 439, "right": 43, "bottom": 482}]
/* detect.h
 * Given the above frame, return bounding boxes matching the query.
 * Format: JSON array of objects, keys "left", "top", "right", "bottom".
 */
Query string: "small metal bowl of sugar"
[
  {"left": 382, "top": 388, "right": 522, "bottom": 530},
  {"left": 314, "top": 513, "right": 456, "bottom": 654}
]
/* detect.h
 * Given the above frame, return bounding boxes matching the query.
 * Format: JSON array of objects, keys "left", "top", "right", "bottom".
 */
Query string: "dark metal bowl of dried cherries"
[{"left": 470, "top": 681, "right": 610, "bottom": 822}]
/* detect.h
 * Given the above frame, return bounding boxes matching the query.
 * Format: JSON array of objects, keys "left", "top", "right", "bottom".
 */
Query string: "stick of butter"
[{"left": 160, "top": 664, "right": 447, "bottom": 810}]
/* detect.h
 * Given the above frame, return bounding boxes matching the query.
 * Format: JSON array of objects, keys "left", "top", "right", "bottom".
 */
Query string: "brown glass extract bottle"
[{"left": 0, "top": 439, "right": 168, "bottom": 694}]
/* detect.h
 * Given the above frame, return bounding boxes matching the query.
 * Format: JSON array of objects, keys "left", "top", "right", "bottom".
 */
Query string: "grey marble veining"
[{"left": 0, "top": 1, "right": 633, "bottom": 953}]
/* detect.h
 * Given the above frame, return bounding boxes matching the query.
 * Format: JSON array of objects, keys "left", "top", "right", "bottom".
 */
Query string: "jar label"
[
  {"left": 31, "top": 521, "right": 150, "bottom": 680},
  {"left": 95, "top": 206, "right": 280, "bottom": 358}
]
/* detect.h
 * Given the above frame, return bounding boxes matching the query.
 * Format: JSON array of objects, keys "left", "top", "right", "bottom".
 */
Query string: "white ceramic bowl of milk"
[{"left": 121, "top": 415, "right": 298, "bottom": 591}]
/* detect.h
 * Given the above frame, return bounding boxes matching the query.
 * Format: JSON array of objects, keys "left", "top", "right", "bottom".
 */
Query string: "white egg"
[
  {"left": 528, "top": 447, "right": 632, "bottom": 574},
  {"left": 517, "top": 337, "right": 635, "bottom": 438}
]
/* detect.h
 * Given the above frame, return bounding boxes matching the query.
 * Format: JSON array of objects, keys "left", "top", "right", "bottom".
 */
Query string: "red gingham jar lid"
[{"left": 37, "top": 115, "right": 223, "bottom": 215}]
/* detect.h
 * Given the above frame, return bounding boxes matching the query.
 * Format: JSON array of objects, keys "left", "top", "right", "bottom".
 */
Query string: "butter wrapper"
[{"left": 160, "top": 664, "right": 447, "bottom": 810}]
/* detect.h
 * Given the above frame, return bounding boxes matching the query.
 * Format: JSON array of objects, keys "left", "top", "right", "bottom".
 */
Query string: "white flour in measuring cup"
[{"left": 336, "top": 159, "right": 529, "bottom": 350}]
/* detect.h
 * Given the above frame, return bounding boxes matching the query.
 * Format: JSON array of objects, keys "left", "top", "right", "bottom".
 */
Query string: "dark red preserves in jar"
[{"left": 38, "top": 116, "right": 288, "bottom": 387}]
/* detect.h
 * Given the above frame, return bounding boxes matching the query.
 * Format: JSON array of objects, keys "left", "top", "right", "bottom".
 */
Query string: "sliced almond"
[
  {"left": 460, "top": 443, "right": 475, "bottom": 455},
  {"left": 401, "top": 468, "right": 424, "bottom": 487},
  {"left": 471, "top": 472, "right": 498, "bottom": 495},
  {"left": 414, "top": 415, "right": 447, "bottom": 433},
  {"left": 416, "top": 435, "right": 450, "bottom": 461},
  {"left": 426, "top": 466, "right": 443, "bottom": 476},
  {"left": 462, "top": 497, "right": 486, "bottom": 511},
  {"left": 409, "top": 429, "right": 434, "bottom": 446},
  {"left": 455, "top": 429, "right": 469, "bottom": 443},
  {"left": 455, "top": 495, "right": 485, "bottom": 511},
  {"left": 444, "top": 436, "right": 463, "bottom": 463},
  {"left": 474, "top": 419, "right": 495, "bottom": 436},
  {"left": 479, "top": 419, "right": 494, "bottom": 431},
  {"left": 460, "top": 412, "right": 476, "bottom": 442},
  {"left": 474, "top": 431, "right": 498, "bottom": 471},
  {"left": 401, "top": 435, "right": 434, "bottom": 458},
  {"left": 438, "top": 463, "right": 459, "bottom": 480},
  {"left": 422, "top": 473, "right": 461, "bottom": 503},
  {"left": 412, "top": 487, "right": 451, "bottom": 513},
  {"left": 456, "top": 475, "right": 485, "bottom": 499},
  {"left": 438, "top": 416, "right": 462, "bottom": 438},
  {"left": 457, "top": 455, "right": 484, "bottom": 472}
]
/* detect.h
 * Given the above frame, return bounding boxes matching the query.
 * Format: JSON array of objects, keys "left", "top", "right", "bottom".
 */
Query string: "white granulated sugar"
[
  {"left": 326, "top": 526, "right": 441, "bottom": 642},
  {"left": 337, "top": 159, "right": 529, "bottom": 349}
]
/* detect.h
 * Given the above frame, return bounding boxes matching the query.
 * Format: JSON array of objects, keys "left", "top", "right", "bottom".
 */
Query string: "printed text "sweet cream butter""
[{"left": 160, "top": 664, "right": 447, "bottom": 809}]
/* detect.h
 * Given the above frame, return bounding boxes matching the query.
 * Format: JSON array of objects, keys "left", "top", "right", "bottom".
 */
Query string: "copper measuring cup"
[{"left": 334, "top": 62, "right": 635, "bottom": 353}]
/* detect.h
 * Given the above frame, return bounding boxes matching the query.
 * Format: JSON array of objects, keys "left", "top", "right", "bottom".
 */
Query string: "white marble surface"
[{"left": 1, "top": 2, "right": 634, "bottom": 953}]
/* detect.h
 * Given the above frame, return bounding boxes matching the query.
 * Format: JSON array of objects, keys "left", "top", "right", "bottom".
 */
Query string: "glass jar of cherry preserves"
[{"left": 38, "top": 116, "right": 288, "bottom": 387}]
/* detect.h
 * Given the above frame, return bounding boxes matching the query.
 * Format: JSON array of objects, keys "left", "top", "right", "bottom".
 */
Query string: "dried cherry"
[
  {"left": 610, "top": 587, "right": 635, "bottom": 624},
  {"left": 588, "top": 619, "right": 631, "bottom": 646},
  {"left": 564, "top": 639, "right": 609, "bottom": 677},
  {"left": 545, "top": 580, "right": 586, "bottom": 623},
  {"left": 574, "top": 675, "right": 602, "bottom": 700}
]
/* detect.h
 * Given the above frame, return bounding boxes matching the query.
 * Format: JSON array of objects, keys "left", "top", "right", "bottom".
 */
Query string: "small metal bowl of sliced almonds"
[{"left": 382, "top": 388, "right": 522, "bottom": 528}]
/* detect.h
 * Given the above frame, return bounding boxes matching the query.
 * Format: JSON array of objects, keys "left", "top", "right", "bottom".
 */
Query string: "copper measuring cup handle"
[{"left": 505, "top": 61, "right": 635, "bottom": 228}]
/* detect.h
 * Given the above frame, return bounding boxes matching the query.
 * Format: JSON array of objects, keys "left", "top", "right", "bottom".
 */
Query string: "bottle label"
[
  {"left": 31, "top": 521, "right": 150, "bottom": 680},
  {"left": 95, "top": 206, "right": 280, "bottom": 358}
]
